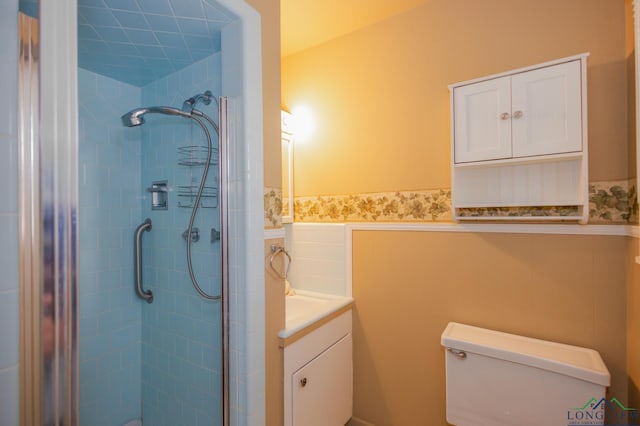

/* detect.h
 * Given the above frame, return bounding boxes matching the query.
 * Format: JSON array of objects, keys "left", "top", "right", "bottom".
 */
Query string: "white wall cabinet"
[
  {"left": 454, "top": 60, "right": 582, "bottom": 163},
  {"left": 449, "top": 54, "right": 589, "bottom": 223},
  {"left": 453, "top": 76, "right": 513, "bottom": 163}
]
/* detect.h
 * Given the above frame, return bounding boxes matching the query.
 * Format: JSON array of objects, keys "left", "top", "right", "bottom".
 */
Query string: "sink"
[{"left": 279, "top": 290, "right": 353, "bottom": 339}]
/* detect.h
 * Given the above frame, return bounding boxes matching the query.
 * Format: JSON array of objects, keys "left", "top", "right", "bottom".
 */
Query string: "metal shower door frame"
[
  {"left": 219, "top": 96, "right": 231, "bottom": 426},
  {"left": 18, "top": 10, "right": 44, "bottom": 426},
  {"left": 18, "top": 0, "right": 80, "bottom": 424}
]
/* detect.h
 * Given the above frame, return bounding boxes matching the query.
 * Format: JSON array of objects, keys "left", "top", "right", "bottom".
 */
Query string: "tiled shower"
[
  {"left": 75, "top": 0, "right": 231, "bottom": 424},
  {"left": 139, "top": 54, "right": 223, "bottom": 425},
  {"left": 78, "top": 68, "right": 143, "bottom": 424},
  {"left": 78, "top": 52, "right": 224, "bottom": 425}
]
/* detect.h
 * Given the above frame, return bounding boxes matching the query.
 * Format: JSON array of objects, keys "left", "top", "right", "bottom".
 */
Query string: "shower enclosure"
[
  {"left": 78, "top": 75, "right": 228, "bottom": 425},
  {"left": 15, "top": 0, "right": 266, "bottom": 424}
]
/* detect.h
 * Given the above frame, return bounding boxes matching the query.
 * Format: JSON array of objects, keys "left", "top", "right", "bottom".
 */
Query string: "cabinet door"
[
  {"left": 511, "top": 60, "right": 582, "bottom": 157},
  {"left": 292, "top": 334, "right": 352, "bottom": 426},
  {"left": 453, "top": 76, "right": 512, "bottom": 163}
]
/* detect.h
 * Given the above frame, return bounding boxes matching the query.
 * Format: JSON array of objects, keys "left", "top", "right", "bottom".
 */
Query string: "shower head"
[{"left": 121, "top": 106, "right": 192, "bottom": 127}]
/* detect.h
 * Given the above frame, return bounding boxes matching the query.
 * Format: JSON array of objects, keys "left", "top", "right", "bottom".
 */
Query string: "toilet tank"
[{"left": 441, "top": 322, "right": 610, "bottom": 426}]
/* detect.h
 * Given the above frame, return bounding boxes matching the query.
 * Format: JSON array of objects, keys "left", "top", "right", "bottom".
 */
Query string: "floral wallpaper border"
[
  {"left": 293, "top": 189, "right": 452, "bottom": 222},
  {"left": 589, "top": 179, "right": 637, "bottom": 224},
  {"left": 264, "top": 187, "right": 283, "bottom": 229},
  {"left": 265, "top": 179, "right": 638, "bottom": 225},
  {"left": 456, "top": 205, "right": 581, "bottom": 219}
]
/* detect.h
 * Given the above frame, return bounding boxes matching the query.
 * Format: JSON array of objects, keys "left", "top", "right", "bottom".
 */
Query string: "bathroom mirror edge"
[
  {"left": 635, "top": 0, "right": 640, "bottom": 263},
  {"left": 282, "top": 110, "right": 294, "bottom": 223}
]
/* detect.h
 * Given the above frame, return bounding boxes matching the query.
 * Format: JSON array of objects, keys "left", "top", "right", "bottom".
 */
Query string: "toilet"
[{"left": 441, "top": 322, "right": 611, "bottom": 426}]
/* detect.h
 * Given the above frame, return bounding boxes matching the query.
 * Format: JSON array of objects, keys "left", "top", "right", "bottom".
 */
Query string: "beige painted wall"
[
  {"left": 627, "top": 238, "right": 640, "bottom": 409},
  {"left": 241, "top": 0, "right": 283, "bottom": 422},
  {"left": 282, "top": 0, "right": 627, "bottom": 196},
  {"left": 625, "top": 0, "right": 640, "bottom": 412},
  {"left": 245, "top": 0, "right": 282, "bottom": 189},
  {"left": 264, "top": 238, "right": 285, "bottom": 426},
  {"left": 627, "top": 0, "right": 637, "bottom": 179},
  {"left": 352, "top": 231, "right": 628, "bottom": 425}
]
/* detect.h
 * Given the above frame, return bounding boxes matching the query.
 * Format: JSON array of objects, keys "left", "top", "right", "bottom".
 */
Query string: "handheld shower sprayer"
[
  {"left": 121, "top": 91, "right": 215, "bottom": 127},
  {"left": 121, "top": 106, "right": 191, "bottom": 127}
]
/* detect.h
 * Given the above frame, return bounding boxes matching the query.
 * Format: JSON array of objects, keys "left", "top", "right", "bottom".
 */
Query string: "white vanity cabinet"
[
  {"left": 449, "top": 53, "right": 589, "bottom": 223},
  {"left": 283, "top": 310, "right": 353, "bottom": 426},
  {"left": 292, "top": 334, "right": 352, "bottom": 426}
]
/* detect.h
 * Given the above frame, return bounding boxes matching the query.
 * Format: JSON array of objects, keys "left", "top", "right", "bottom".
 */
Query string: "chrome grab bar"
[{"left": 134, "top": 218, "right": 154, "bottom": 303}]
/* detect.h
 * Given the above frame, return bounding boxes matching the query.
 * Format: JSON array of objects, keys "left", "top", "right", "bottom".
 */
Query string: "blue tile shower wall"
[
  {"left": 78, "top": 68, "right": 143, "bottom": 426},
  {"left": 139, "top": 52, "right": 222, "bottom": 426},
  {"left": 0, "top": 1, "right": 19, "bottom": 426}
]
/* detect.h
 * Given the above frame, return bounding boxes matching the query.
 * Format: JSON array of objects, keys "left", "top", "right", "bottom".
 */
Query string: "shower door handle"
[{"left": 134, "top": 218, "right": 154, "bottom": 303}]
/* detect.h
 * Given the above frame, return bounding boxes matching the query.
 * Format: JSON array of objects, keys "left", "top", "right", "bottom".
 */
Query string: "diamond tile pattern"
[{"left": 78, "top": 0, "right": 233, "bottom": 87}]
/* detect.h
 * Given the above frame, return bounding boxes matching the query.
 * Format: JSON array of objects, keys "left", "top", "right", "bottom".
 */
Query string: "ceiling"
[
  {"left": 19, "top": 0, "right": 233, "bottom": 87},
  {"left": 75, "top": 0, "right": 234, "bottom": 86},
  {"left": 17, "top": 0, "right": 429, "bottom": 85},
  {"left": 280, "top": 0, "right": 428, "bottom": 57}
]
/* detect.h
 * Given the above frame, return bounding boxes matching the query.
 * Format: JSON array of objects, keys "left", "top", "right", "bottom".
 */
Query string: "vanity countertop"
[{"left": 278, "top": 289, "right": 353, "bottom": 342}]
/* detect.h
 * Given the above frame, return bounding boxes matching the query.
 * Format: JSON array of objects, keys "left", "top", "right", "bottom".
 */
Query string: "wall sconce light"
[{"left": 291, "top": 104, "right": 316, "bottom": 142}]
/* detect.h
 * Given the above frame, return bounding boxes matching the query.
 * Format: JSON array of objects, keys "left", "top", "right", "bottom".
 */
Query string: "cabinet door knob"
[
  {"left": 513, "top": 110, "right": 524, "bottom": 119},
  {"left": 499, "top": 112, "right": 510, "bottom": 120},
  {"left": 300, "top": 377, "right": 308, "bottom": 387}
]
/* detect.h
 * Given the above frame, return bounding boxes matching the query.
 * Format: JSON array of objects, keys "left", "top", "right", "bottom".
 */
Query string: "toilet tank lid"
[{"left": 441, "top": 322, "right": 611, "bottom": 387}]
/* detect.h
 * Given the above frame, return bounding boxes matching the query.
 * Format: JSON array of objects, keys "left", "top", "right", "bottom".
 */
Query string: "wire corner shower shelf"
[{"left": 178, "top": 145, "right": 219, "bottom": 208}]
